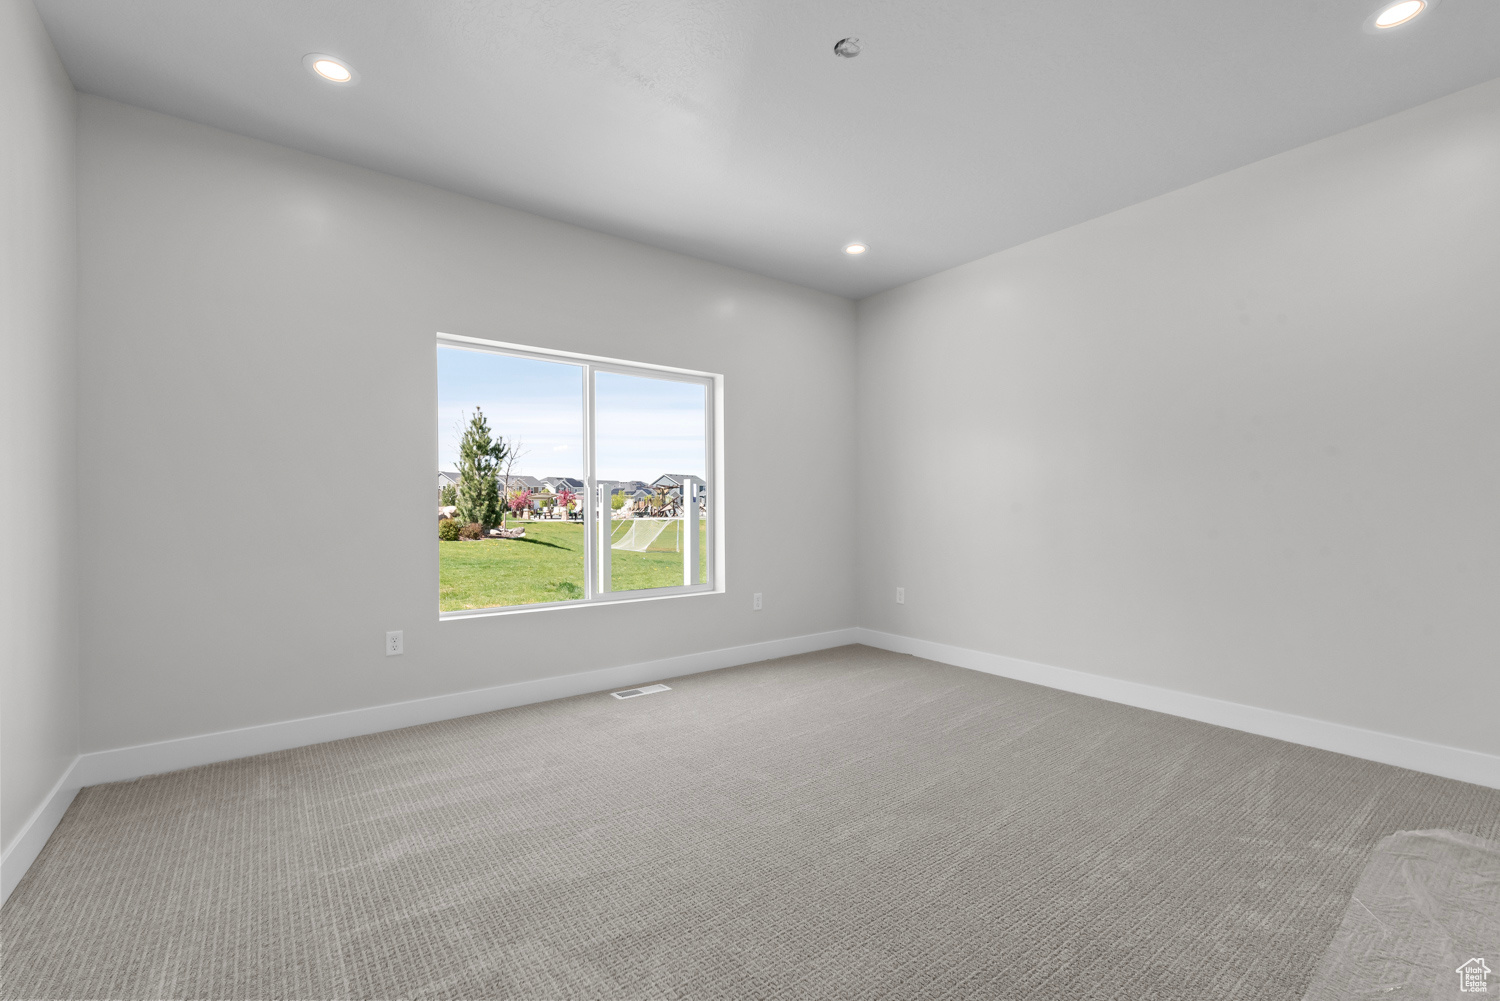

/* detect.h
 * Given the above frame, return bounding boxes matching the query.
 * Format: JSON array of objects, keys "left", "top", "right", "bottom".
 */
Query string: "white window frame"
[{"left": 437, "top": 332, "right": 722, "bottom": 619}]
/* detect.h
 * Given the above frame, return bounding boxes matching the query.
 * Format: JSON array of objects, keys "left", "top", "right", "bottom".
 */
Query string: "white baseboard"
[
  {"left": 1, "top": 760, "right": 81, "bottom": 904},
  {"left": 0, "top": 626, "right": 859, "bottom": 906},
  {"left": 855, "top": 627, "right": 1500, "bottom": 791}
]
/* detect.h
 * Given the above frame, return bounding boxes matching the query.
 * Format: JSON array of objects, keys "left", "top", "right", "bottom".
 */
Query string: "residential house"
[{"left": 503, "top": 474, "right": 545, "bottom": 495}]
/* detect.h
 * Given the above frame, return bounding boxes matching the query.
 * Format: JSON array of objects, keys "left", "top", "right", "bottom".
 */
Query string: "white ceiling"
[{"left": 36, "top": 0, "right": 1500, "bottom": 299}]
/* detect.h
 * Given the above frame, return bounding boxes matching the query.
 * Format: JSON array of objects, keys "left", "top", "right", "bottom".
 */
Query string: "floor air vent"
[{"left": 611, "top": 684, "right": 671, "bottom": 700}]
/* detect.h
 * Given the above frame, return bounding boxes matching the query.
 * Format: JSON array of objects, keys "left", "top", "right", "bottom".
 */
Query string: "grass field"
[{"left": 439, "top": 519, "right": 708, "bottom": 611}]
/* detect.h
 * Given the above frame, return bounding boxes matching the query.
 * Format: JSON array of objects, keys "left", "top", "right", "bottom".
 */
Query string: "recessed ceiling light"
[
  {"left": 1362, "top": 0, "right": 1437, "bottom": 32},
  {"left": 304, "top": 53, "right": 357, "bottom": 84},
  {"left": 1374, "top": 0, "right": 1425, "bottom": 26},
  {"left": 313, "top": 59, "right": 351, "bottom": 82},
  {"left": 844, "top": 243, "right": 867, "bottom": 255}
]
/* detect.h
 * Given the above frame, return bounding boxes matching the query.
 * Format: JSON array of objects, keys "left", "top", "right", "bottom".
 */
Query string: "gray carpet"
[{"left": 4, "top": 644, "right": 1499, "bottom": 1000}]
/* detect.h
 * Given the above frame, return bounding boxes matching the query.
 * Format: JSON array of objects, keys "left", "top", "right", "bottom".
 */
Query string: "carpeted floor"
[{"left": 4, "top": 644, "right": 1499, "bottom": 1000}]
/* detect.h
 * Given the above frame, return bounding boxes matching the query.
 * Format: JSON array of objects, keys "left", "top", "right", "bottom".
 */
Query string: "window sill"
[{"left": 439, "top": 584, "right": 721, "bottom": 621}]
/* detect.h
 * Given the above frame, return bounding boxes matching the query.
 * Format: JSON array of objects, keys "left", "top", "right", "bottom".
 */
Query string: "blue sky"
[{"left": 437, "top": 347, "right": 705, "bottom": 483}]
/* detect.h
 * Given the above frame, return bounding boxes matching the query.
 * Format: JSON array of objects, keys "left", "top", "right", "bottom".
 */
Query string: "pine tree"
[
  {"left": 454, "top": 409, "right": 509, "bottom": 529},
  {"left": 440, "top": 483, "right": 457, "bottom": 507}
]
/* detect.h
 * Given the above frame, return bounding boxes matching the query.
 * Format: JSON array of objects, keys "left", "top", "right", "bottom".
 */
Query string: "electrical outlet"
[
  {"left": 896, "top": 587, "right": 905, "bottom": 604},
  {"left": 386, "top": 630, "right": 404, "bottom": 656},
  {"left": 753, "top": 592, "right": 762, "bottom": 610}
]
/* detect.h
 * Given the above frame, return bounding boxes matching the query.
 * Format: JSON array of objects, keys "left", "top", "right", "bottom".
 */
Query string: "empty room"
[{"left": 3, "top": 0, "right": 1498, "bottom": 997}]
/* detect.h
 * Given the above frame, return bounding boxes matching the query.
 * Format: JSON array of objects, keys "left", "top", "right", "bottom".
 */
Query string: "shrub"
[
  {"left": 438, "top": 518, "right": 460, "bottom": 541},
  {"left": 458, "top": 522, "right": 484, "bottom": 540}
]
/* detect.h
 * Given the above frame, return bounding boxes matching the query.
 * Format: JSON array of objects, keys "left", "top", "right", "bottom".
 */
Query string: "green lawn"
[{"left": 439, "top": 519, "right": 708, "bottom": 611}]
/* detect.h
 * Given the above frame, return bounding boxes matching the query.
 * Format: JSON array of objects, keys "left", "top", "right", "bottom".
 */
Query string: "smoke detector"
[{"left": 834, "top": 37, "right": 861, "bottom": 58}]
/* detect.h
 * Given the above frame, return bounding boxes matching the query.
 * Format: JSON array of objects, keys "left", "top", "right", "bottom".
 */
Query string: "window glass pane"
[
  {"left": 437, "top": 346, "right": 584, "bottom": 610},
  {"left": 595, "top": 371, "right": 708, "bottom": 592}
]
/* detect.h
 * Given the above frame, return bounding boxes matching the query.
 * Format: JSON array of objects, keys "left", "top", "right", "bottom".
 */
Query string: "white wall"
[
  {"left": 1, "top": 0, "right": 79, "bottom": 852},
  {"left": 857, "top": 78, "right": 1500, "bottom": 758},
  {"left": 77, "top": 96, "right": 856, "bottom": 753}
]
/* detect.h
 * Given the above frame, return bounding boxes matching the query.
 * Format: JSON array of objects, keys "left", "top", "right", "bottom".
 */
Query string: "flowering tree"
[
  {"left": 508, "top": 489, "right": 532, "bottom": 517},
  {"left": 556, "top": 487, "right": 576, "bottom": 516}
]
